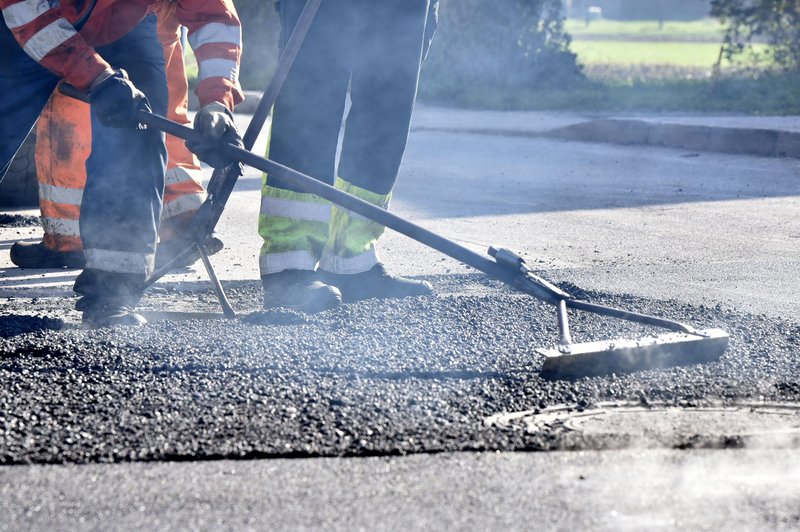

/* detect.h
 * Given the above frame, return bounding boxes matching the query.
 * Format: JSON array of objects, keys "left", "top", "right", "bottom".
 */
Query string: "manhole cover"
[{"left": 485, "top": 402, "right": 800, "bottom": 448}]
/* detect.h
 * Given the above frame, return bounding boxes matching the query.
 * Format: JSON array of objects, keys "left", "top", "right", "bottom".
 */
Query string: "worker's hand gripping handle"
[{"left": 59, "top": 83, "right": 213, "bottom": 147}]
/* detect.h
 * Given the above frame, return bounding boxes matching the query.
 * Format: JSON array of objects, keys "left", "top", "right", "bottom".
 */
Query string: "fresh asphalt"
[{"left": 1, "top": 110, "right": 799, "bottom": 529}]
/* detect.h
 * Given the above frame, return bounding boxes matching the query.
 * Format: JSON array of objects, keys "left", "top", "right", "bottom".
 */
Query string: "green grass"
[
  {"left": 421, "top": 74, "right": 800, "bottom": 115},
  {"left": 530, "top": 18, "right": 789, "bottom": 113},
  {"left": 566, "top": 19, "right": 767, "bottom": 71},
  {"left": 572, "top": 40, "right": 725, "bottom": 67},
  {"left": 565, "top": 18, "right": 726, "bottom": 41}
]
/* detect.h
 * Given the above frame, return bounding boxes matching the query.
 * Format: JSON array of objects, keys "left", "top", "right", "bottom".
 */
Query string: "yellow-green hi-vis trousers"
[{"left": 258, "top": 0, "right": 436, "bottom": 277}]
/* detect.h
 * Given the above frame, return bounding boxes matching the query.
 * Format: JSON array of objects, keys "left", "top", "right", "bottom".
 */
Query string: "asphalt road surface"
[{"left": 1, "top": 117, "right": 799, "bottom": 529}]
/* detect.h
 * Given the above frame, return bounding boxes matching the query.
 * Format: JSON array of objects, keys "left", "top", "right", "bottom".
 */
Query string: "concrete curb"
[{"left": 545, "top": 119, "right": 800, "bottom": 158}]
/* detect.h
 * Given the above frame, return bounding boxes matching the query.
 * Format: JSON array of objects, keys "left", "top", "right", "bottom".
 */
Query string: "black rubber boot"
[
  {"left": 9, "top": 241, "right": 85, "bottom": 269},
  {"left": 9, "top": 235, "right": 224, "bottom": 271},
  {"left": 321, "top": 263, "right": 432, "bottom": 303},
  {"left": 78, "top": 301, "right": 147, "bottom": 329},
  {"left": 74, "top": 270, "right": 147, "bottom": 329},
  {"left": 262, "top": 270, "right": 342, "bottom": 313}
]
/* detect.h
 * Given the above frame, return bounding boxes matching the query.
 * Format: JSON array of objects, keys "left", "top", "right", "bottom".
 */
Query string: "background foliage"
[
  {"left": 711, "top": 0, "right": 800, "bottom": 71},
  {"left": 422, "top": 0, "right": 583, "bottom": 97},
  {"left": 231, "top": 0, "right": 583, "bottom": 93},
  {"left": 234, "top": 0, "right": 281, "bottom": 90},
  {"left": 225, "top": 0, "right": 800, "bottom": 114}
]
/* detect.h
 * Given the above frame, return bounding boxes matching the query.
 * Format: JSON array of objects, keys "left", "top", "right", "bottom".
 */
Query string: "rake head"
[{"left": 538, "top": 328, "right": 730, "bottom": 380}]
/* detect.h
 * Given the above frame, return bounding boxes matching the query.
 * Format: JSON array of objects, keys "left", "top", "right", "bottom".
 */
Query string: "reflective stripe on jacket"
[{"left": 0, "top": 0, "right": 243, "bottom": 109}]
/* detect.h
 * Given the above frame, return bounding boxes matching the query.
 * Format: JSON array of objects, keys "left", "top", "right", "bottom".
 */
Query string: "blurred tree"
[
  {"left": 711, "top": 0, "right": 800, "bottom": 71},
  {"left": 423, "top": 0, "right": 582, "bottom": 95},
  {"left": 234, "top": 0, "right": 280, "bottom": 89},
  {"left": 231, "top": 0, "right": 583, "bottom": 98}
]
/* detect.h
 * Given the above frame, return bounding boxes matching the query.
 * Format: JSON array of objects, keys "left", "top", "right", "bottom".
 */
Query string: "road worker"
[
  {"left": 0, "top": 0, "right": 243, "bottom": 327},
  {"left": 260, "top": 0, "right": 438, "bottom": 312},
  {"left": 8, "top": 0, "right": 220, "bottom": 270}
]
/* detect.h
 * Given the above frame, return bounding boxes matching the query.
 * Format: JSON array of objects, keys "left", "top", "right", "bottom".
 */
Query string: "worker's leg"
[
  {"left": 0, "top": 23, "right": 58, "bottom": 182},
  {"left": 10, "top": 8, "right": 211, "bottom": 271},
  {"left": 258, "top": 0, "right": 352, "bottom": 311},
  {"left": 319, "top": 0, "right": 433, "bottom": 301},
  {"left": 73, "top": 14, "right": 168, "bottom": 326},
  {"left": 34, "top": 95, "right": 90, "bottom": 258},
  {"left": 8, "top": 92, "right": 88, "bottom": 271},
  {"left": 338, "top": 0, "right": 430, "bottom": 195},
  {"left": 156, "top": 4, "right": 208, "bottom": 243}
]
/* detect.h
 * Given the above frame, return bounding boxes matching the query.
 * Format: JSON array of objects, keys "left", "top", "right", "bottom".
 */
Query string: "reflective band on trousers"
[
  {"left": 319, "top": 247, "right": 378, "bottom": 274},
  {"left": 259, "top": 249, "right": 318, "bottom": 275},
  {"left": 38, "top": 183, "right": 83, "bottom": 206},
  {"left": 162, "top": 192, "right": 205, "bottom": 219},
  {"left": 317, "top": 177, "right": 389, "bottom": 274},
  {"left": 165, "top": 166, "right": 204, "bottom": 186},
  {"left": 85, "top": 248, "right": 155, "bottom": 276},
  {"left": 346, "top": 207, "right": 388, "bottom": 223},
  {"left": 260, "top": 195, "right": 332, "bottom": 223},
  {"left": 42, "top": 216, "right": 80, "bottom": 237}
]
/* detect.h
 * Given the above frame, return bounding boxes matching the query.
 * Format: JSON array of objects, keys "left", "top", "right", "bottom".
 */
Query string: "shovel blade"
[{"left": 538, "top": 328, "right": 729, "bottom": 380}]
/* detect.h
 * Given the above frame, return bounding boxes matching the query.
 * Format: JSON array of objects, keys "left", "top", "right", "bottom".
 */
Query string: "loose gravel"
[
  {"left": 1, "top": 274, "right": 798, "bottom": 464},
  {"left": 0, "top": 214, "right": 39, "bottom": 228}
]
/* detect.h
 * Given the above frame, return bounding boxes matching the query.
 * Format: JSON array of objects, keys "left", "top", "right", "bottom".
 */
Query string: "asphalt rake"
[{"left": 60, "top": 0, "right": 729, "bottom": 378}]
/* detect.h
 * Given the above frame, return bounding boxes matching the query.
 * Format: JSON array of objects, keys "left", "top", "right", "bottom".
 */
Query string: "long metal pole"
[
  {"left": 167, "top": 115, "right": 702, "bottom": 331},
  {"left": 59, "top": 85, "right": 698, "bottom": 333}
]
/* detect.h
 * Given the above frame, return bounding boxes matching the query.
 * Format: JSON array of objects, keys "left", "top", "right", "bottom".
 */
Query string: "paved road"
[
  {"left": 1, "top": 112, "right": 799, "bottom": 529},
  {"left": 3, "top": 450, "right": 800, "bottom": 530}
]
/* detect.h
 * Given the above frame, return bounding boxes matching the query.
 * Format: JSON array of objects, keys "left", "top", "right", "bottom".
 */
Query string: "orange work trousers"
[{"left": 36, "top": 2, "right": 207, "bottom": 253}]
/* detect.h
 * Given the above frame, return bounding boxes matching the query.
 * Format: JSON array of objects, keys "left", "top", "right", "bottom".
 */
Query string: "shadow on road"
[
  {"left": 0, "top": 314, "right": 64, "bottom": 338},
  {"left": 229, "top": 133, "right": 800, "bottom": 219}
]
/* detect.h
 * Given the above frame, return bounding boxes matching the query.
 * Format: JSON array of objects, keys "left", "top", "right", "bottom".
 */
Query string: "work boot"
[
  {"left": 262, "top": 270, "right": 342, "bottom": 313},
  {"left": 320, "top": 263, "right": 432, "bottom": 303},
  {"left": 9, "top": 241, "right": 85, "bottom": 269},
  {"left": 154, "top": 234, "right": 224, "bottom": 270},
  {"left": 9, "top": 235, "right": 224, "bottom": 271},
  {"left": 78, "top": 301, "right": 147, "bottom": 329}
]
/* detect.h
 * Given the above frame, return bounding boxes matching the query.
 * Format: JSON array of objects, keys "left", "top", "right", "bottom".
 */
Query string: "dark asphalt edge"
[{"left": 0, "top": 445, "right": 449, "bottom": 467}]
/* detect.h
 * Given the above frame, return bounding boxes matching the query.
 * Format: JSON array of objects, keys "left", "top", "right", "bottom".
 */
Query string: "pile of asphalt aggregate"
[
  {"left": 1, "top": 274, "right": 798, "bottom": 464},
  {"left": 0, "top": 314, "right": 64, "bottom": 339},
  {"left": 0, "top": 214, "right": 39, "bottom": 227}
]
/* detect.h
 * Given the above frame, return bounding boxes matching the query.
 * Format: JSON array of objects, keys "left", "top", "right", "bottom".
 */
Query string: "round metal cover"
[{"left": 485, "top": 402, "right": 800, "bottom": 448}]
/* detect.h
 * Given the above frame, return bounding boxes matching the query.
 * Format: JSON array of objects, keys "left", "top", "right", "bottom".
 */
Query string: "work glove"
[
  {"left": 89, "top": 69, "right": 151, "bottom": 129},
  {"left": 186, "top": 102, "right": 244, "bottom": 169}
]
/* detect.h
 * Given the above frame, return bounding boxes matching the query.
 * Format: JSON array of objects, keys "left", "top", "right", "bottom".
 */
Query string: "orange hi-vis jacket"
[
  {"left": 0, "top": 0, "right": 243, "bottom": 110},
  {"left": 35, "top": 1, "right": 208, "bottom": 252}
]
